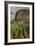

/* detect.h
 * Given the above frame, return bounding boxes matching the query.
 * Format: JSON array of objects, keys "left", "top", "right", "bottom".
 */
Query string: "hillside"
[{"left": 10, "top": 9, "right": 30, "bottom": 39}]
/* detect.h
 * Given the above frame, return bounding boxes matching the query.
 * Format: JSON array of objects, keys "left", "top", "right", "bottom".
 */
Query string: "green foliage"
[{"left": 10, "top": 20, "right": 29, "bottom": 39}]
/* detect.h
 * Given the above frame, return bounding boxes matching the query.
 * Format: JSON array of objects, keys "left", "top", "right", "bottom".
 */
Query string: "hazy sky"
[{"left": 10, "top": 7, "right": 16, "bottom": 21}]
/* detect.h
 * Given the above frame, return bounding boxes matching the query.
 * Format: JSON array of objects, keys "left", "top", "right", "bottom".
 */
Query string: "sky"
[{"left": 10, "top": 7, "right": 16, "bottom": 21}]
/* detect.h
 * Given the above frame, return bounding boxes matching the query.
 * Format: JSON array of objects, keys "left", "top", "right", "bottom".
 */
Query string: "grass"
[{"left": 10, "top": 19, "right": 29, "bottom": 39}]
